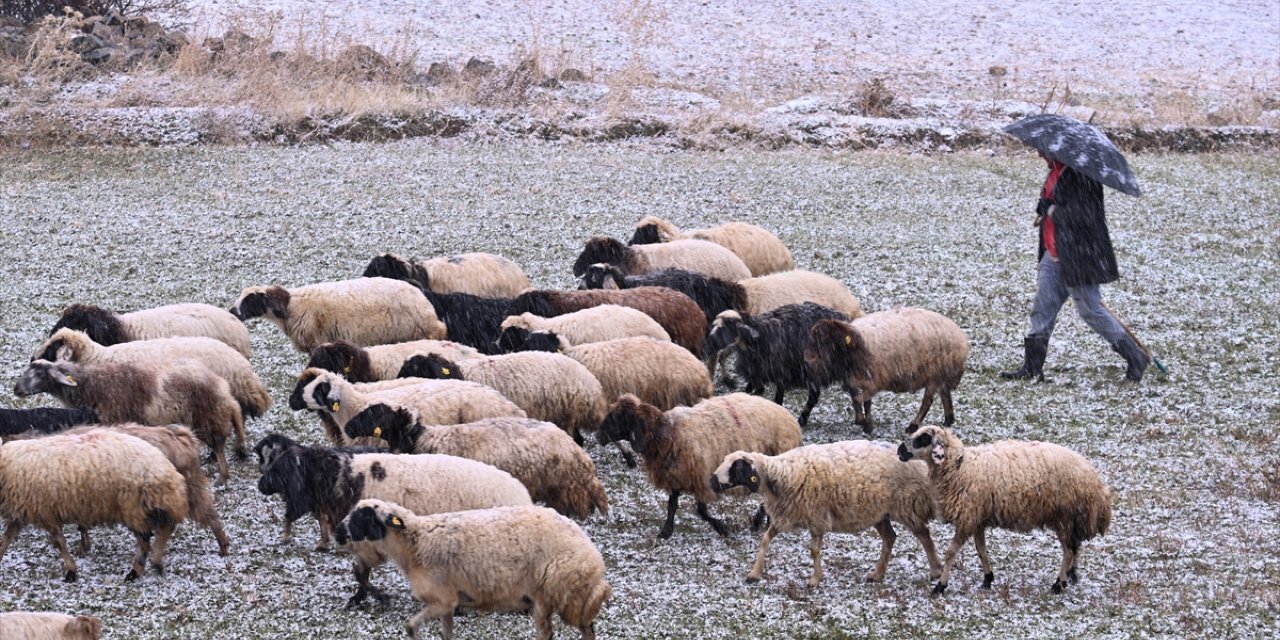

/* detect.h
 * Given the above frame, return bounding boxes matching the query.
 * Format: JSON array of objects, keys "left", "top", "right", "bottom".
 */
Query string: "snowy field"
[
  {"left": 0, "top": 142, "right": 1278, "bottom": 638},
  {"left": 186, "top": 0, "right": 1279, "bottom": 112}
]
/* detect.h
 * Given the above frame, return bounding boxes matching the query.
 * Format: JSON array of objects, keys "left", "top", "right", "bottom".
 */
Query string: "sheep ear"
[
  {"left": 931, "top": 441, "right": 946, "bottom": 463},
  {"left": 51, "top": 368, "right": 77, "bottom": 386},
  {"left": 385, "top": 514, "right": 405, "bottom": 529},
  {"left": 56, "top": 343, "right": 76, "bottom": 361}
]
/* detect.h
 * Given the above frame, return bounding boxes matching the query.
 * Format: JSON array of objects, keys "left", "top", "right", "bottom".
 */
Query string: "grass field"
[{"left": 1, "top": 141, "right": 1278, "bottom": 638}]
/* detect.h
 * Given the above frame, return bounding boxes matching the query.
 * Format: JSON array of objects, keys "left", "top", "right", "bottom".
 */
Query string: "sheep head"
[
  {"left": 507, "top": 290, "right": 557, "bottom": 318},
  {"left": 32, "top": 328, "right": 90, "bottom": 363},
  {"left": 711, "top": 452, "right": 761, "bottom": 494},
  {"left": 289, "top": 368, "right": 324, "bottom": 410},
  {"left": 573, "top": 236, "right": 629, "bottom": 277},
  {"left": 517, "top": 330, "right": 565, "bottom": 354},
  {"left": 705, "top": 310, "right": 753, "bottom": 358},
  {"left": 344, "top": 404, "right": 416, "bottom": 453},
  {"left": 397, "top": 353, "right": 461, "bottom": 380},
  {"left": 628, "top": 222, "right": 663, "bottom": 245},
  {"left": 363, "top": 253, "right": 431, "bottom": 291},
  {"left": 253, "top": 433, "right": 300, "bottom": 472},
  {"left": 579, "top": 263, "right": 627, "bottom": 290},
  {"left": 291, "top": 369, "right": 344, "bottom": 413},
  {"left": 306, "top": 341, "right": 370, "bottom": 382},
  {"left": 14, "top": 359, "right": 79, "bottom": 398},
  {"left": 257, "top": 448, "right": 316, "bottom": 519},
  {"left": 898, "top": 425, "right": 957, "bottom": 467},
  {"left": 336, "top": 499, "right": 407, "bottom": 545},
  {"left": 596, "top": 394, "right": 663, "bottom": 452},
  {"left": 51, "top": 303, "right": 126, "bottom": 346},
  {"left": 230, "top": 285, "right": 290, "bottom": 321},
  {"left": 496, "top": 325, "right": 532, "bottom": 353},
  {"left": 804, "top": 319, "right": 866, "bottom": 385}
]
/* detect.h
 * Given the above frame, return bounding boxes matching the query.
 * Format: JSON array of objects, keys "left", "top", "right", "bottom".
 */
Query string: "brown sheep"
[{"left": 506, "top": 287, "right": 706, "bottom": 356}]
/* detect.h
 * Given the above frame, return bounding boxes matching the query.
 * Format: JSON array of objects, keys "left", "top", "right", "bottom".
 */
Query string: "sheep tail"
[
  {"left": 231, "top": 409, "right": 247, "bottom": 460},
  {"left": 589, "top": 480, "right": 610, "bottom": 517},
  {"left": 571, "top": 579, "right": 612, "bottom": 629},
  {"left": 241, "top": 382, "right": 272, "bottom": 419}
]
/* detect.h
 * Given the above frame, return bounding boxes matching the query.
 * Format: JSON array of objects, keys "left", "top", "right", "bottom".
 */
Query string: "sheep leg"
[
  {"left": 847, "top": 387, "right": 866, "bottom": 425},
  {"left": 747, "top": 524, "right": 778, "bottom": 583},
  {"left": 716, "top": 349, "right": 738, "bottom": 390},
  {"left": 281, "top": 519, "right": 294, "bottom": 544},
  {"left": 126, "top": 531, "right": 151, "bottom": 581},
  {"left": 868, "top": 518, "right": 896, "bottom": 583},
  {"left": 406, "top": 593, "right": 458, "bottom": 640},
  {"left": 532, "top": 599, "right": 554, "bottom": 640},
  {"left": 616, "top": 442, "right": 637, "bottom": 468},
  {"left": 858, "top": 400, "right": 875, "bottom": 434},
  {"left": 909, "top": 390, "right": 936, "bottom": 432},
  {"left": 658, "top": 492, "right": 680, "bottom": 539},
  {"left": 695, "top": 500, "right": 730, "bottom": 537},
  {"left": 315, "top": 512, "right": 333, "bottom": 552},
  {"left": 940, "top": 388, "right": 956, "bottom": 427},
  {"left": 77, "top": 525, "right": 92, "bottom": 556},
  {"left": 150, "top": 523, "right": 177, "bottom": 575},
  {"left": 807, "top": 531, "right": 825, "bottom": 587},
  {"left": 772, "top": 385, "right": 785, "bottom": 405},
  {"left": 910, "top": 523, "right": 943, "bottom": 580},
  {"left": 213, "top": 435, "right": 231, "bottom": 486},
  {"left": 975, "top": 527, "right": 994, "bottom": 588},
  {"left": 934, "top": 531, "right": 971, "bottom": 595},
  {"left": 798, "top": 385, "right": 821, "bottom": 428},
  {"left": 751, "top": 505, "right": 769, "bottom": 532},
  {"left": 0, "top": 520, "right": 21, "bottom": 560},
  {"left": 44, "top": 526, "right": 78, "bottom": 583},
  {"left": 346, "top": 559, "right": 390, "bottom": 609},
  {"left": 1051, "top": 533, "right": 1079, "bottom": 594}
]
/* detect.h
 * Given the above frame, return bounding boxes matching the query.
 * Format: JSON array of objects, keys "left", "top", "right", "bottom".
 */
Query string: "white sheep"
[
  {"left": 306, "top": 338, "right": 481, "bottom": 382},
  {"left": 735, "top": 270, "right": 863, "bottom": 317},
  {"left": 229, "top": 277, "right": 446, "bottom": 352},
  {"left": 898, "top": 425, "right": 1113, "bottom": 594},
  {"left": 629, "top": 216, "right": 795, "bottom": 276},
  {"left": 498, "top": 304, "right": 671, "bottom": 348},
  {"left": 0, "top": 612, "right": 102, "bottom": 639},
  {"left": 712, "top": 441, "right": 941, "bottom": 586},
  {"left": 343, "top": 405, "right": 609, "bottom": 518},
  {"left": 335, "top": 500, "right": 611, "bottom": 640},
  {"left": 15, "top": 358, "right": 245, "bottom": 484},
  {"left": 33, "top": 328, "right": 271, "bottom": 419},
  {"left": 51, "top": 302, "right": 252, "bottom": 357},
  {"left": 395, "top": 351, "right": 607, "bottom": 444},
  {"left": 805, "top": 308, "right": 970, "bottom": 433},
  {"left": 596, "top": 393, "right": 802, "bottom": 538},
  {"left": 572, "top": 236, "right": 753, "bottom": 282},
  {"left": 288, "top": 367, "right": 435, "bottom": 443},
  {"left": 364, "top": 252, "right": 532, "bottom": 298},
  {"left": 0, "top": 429, "right": 190, "bottom": 582}
]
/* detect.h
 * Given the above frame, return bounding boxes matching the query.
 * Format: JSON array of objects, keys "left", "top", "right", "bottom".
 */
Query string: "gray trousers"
[{"left": 1028, "top": 255, "right": 1128, "bottom": 346}]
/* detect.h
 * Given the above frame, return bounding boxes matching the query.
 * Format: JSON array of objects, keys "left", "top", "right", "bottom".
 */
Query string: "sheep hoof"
[
  {"left": 234, "top": 446, "right": 249, "bottom": 461},
  {"left": 1068, "top": 568, "right": 1079, "bottom": 584},
  {"left": 64, "top": 570, "right": 78, "bottom": 583},
  {"left": 931, "top": 581, "right": 947, "bottom": 596},
  {"left": 744, "top": 575, "right": 761, "bottom": 584},
  {"left": 1051, "top": 580, "right": 1066, "bottom": 594},
  {"left": 864, "top": 573, "right": 884, "bottom": 583},
  {"left": 152, "top": 563, "right": 165, "bottom": 575},
  {"left": 621, "top": 451, "right": 637, "bottom": 468},
  {"left": 657, "top": 526, "right": 674, "bottom": 540},
  {"left": 124, "top": 569, "right": 139, "bottom": 582},
  {"left": 943, "top": 416, "right": 955, "bottom": 427},
  {"left": 982, "top": 572, "right": 994, "bottom": 589},
  {"left": 314, "top": 543, "right": 330, "bottom": 553}
]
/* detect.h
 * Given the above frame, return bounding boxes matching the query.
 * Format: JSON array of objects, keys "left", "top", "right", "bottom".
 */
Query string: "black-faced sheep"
[
  {"left": 506, "top": 287, "right": 707, "bottom": 356},
  {"left": 595, "top": 393, "right": 802, "bottom": 538},
  {"left": 712, "top": 441, "right": 941, "bottom": 586},
  {"left": 0, "top": 612, "right": 102, "bottom": 639},
  {"left": 0, "top": 406, "right": 98, "bottom": 438},
  {"left": 33, "top": 328, "right": 271, "bottom": 419},
  {"left": 344, "top": 405, "right": 609, "bottom": 519},
  {"left": 498, "top": 304, "right": 671, "bottom": 349},
  {"left": 229, "top": 277, "right": 446, "bottom": 352},
  {"left": 0, "top": 429, "right": 189, "bottom": 582},
  {"left": 50, "top": 302, "right": 252, "bottom": 358},
  {"left": 306, "top": 339, "right": 481, "bottom": 383},
  {"left": 572, "top": 236, "right": 752, "bottom": 282},
  {"left": 250, "top": 434, "right": 385, "bottom": 544},
  {"left": 577, "top": 265, "right": 742, "bottom": 325},
  {"left": 288, "top": 368, "right": 434, "bottom": 444},
  {"left": 15, "top": 359, "right": 245, "bottom": 484},
  {"left": 292, "top": 369, "right": 527, "bottom": 446},
  {"left": 363, "top": 252, "right": 531, "bottom": 298},
  {"left": 805, "top": 308, "right": 970, "bottom": 434},
  {"left": 59, "top": 423, "right": 230, "bottom": 557},
  {"left": 704, "top": 303, "right": 851, "bottom": 426},
  {"left": 396, "top": 352, "right": 606, "bottom": 444},
  {"left": 899, "top": 426, "right": 1113, "bottom": 594},
  {"left": 628, "top": 216, "right": 795, "bottom": 276},
  {"left": 335, "top": 500, "right": 610, "bottom": 640},
  {"left": 255, "top": 437, "right": 531, "bottom": 609}
]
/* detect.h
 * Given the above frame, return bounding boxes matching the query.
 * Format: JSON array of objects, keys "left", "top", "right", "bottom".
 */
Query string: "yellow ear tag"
[
  {"left": 750, "top": 475, "right": 758, "bottom": 484},
  {"left": 343, "top": 366, "right": 351, "bottom": 374},
  {"left": 66, "top": 374, "right": 75, "bottom": 383},
  {"left": 373, "top": 426, "right": 382, "bottom": 438},
  {"left": 441, "top": 367, "right": 450, "bottom": 375},
  {"left": 331, "top": 401, "right": 341, "bottom": 412},
  {"left": 844, "top": 335, "right": 852, "bottom": 346},
  {"left": 390, "top": 516, "right": 402, "bottom": 527}
]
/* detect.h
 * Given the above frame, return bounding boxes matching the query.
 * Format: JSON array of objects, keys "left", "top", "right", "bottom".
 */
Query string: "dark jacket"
[{"left": 1038, "top": 167, "right": 1119, "bottom": 287}]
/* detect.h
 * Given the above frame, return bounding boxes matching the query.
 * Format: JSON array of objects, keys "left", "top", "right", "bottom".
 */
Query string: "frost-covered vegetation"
[{"left": 0, "top": 142, "right": 1277, "bottom": 638}]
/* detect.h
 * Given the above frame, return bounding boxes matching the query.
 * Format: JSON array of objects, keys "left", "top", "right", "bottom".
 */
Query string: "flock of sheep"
[{"left": 0, "top": 215, "right": 1113, "bottom": 640}]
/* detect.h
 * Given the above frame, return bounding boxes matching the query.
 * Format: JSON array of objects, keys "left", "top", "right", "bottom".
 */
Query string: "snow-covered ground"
[
  {"left": 1, "top": 142, "right": 1277, "bottom": 638},
  {"left": 186, "top": 0, "right": 1278, "bottom": 109}
]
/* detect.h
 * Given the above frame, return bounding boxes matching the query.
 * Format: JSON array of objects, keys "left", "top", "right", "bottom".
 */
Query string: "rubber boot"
[
  {"left": 1112, "top": 335, "right": 1151, "bottom": 382},
  {"left": 1000, "top": 337, "right": 1048, "bottom": 382}
]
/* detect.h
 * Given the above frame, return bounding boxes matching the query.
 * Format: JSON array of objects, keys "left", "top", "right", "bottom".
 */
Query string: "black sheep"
[
  {"left": 578, "top": 264, "right": 743, "bottom": 325},
  {"left": 0, "top": 406, "right": 99, "bottom": 438}
]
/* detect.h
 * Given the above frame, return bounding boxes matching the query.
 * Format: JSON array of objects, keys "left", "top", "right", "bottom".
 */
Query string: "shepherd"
[{"left": 999, "top": 114, "right": 1154, "bottom": 383}]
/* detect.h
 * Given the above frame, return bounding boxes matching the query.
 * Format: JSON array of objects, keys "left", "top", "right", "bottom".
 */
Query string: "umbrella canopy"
[{"left": 1003, "top": 114, "right": 1141, "bottom": 197}]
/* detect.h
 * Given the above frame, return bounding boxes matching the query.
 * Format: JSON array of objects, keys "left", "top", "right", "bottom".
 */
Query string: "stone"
[
  {"left": 337, "top": 44, "right": 390, "bottom": 78},
  {"left": 92, "top": 20, "right": 122, "bottom": 43},
  {"left": 462, "top": 56, "right": 495, "bottom": 77},
  {"left": 81, "top": 46, "right": 118, "bottom": 65},
  {"left": 70, "top": 33, "right": 105, "bottom": 54},
  {"left": 559, "top": 68, "right": 588, "bottom": 82},
  {"left": 426, "top": 61, "right": 455, "bottom": 83}
]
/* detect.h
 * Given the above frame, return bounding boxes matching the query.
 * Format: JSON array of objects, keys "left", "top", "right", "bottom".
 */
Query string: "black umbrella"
[{"left": 1003, "top": 114, "right": 1141, "bottom": 197}]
